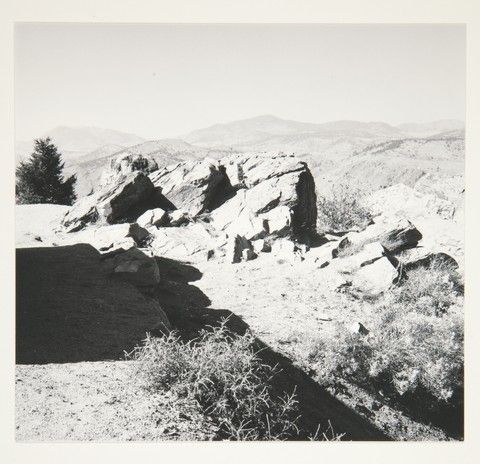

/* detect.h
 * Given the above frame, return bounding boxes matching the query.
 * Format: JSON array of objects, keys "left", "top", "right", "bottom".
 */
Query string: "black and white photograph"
[{"left": 9, "top": 18, "right": 470, "bottom": 445}]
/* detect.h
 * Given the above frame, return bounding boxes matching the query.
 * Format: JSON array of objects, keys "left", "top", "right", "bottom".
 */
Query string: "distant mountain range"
[
  {"left": 16, "top": 115, "right": 465, "bottom": 162},
  {"left": 16, "top": 115, "right": 465, "bottom": 197},
  {"left": 15, "top": 126, "right": 145, "bottom": 164},
  {"left": 182, "top": 115, "right": 464, "bottom": 153}
]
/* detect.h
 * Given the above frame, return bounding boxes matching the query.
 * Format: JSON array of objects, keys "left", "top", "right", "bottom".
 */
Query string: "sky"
[{"left": 15, "top": 23, "right": 465, "bottom": 141}]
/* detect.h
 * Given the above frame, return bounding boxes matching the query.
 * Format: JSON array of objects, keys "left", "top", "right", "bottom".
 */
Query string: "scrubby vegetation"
[
  {"left": 130, "top": 322, "right": 303, "bottom": 440},
  {"left": 304, "top": 258, "right": 463, "bottom": 423},
  {"left": 317, "top": 184, "right": 373, "bottom": 233}
]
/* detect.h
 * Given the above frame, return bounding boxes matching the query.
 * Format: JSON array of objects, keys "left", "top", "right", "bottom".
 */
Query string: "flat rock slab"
[{"left": 16, "top": 244, "right": 169, "bottom": 364}]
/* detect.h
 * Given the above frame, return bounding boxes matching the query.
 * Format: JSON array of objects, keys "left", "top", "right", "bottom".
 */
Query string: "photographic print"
[{"left": 14, "top": 23, "right": 465, "bottom": 441}]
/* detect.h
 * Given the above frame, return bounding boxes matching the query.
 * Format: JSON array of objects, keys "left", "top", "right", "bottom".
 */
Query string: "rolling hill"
[
  {"left": 18, "top": 116, "right": 464, "bottom": 200},
  {"left": 182, "top": 115, "right": 464, "bottom": 196}
]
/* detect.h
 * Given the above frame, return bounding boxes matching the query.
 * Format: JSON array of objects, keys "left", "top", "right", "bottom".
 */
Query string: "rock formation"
[
  {"left": 58, "top": 152, "right": 319, "bottom": 262},
  {"left": 149, "top": 158, "right": 234, "bottom": 216},
  {"left": 61, "top": 172, "right": 172, "bottom": 232},
  {"left": 55, "top": 150, "right": 456, "bottom": 280},
  {"left": 15, "top": 149, "right": 461, "bottom": 363},
  {"left": 16, "top": 244, "right": 170, "bottom": 364},
  {"left": 100, "top": 153, "right": 159, "bottom": 188}
]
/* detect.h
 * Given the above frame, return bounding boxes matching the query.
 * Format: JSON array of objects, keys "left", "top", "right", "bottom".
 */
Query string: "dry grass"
[
  {"left": 129, "top": 321, "right": 302, "bottom": 440},
  {"left": 304, "top": 258, "right": 464, "bottom": 404},
  {"left": 317, "top": 185, "right": 373, "bottom": 233}
]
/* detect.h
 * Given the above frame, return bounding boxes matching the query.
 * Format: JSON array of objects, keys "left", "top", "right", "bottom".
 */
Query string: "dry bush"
[
  {"left": 130, "top": 322, "right": 301, "bottom": 440},
  {"left": 317, "top": 185, "right": 373, "bottom": 233},
  {"left": 395, "top": 258, "right": 463, "bottom": 317},
  {"left": 306, "top": 258, "right": 464, "bottom": 404}
]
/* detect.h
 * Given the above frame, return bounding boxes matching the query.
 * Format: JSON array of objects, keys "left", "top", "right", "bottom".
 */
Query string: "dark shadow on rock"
[
  {"left": 308, "top": 233, "right": 332, "bottom": 248},
  {"left": 124, "top": 188, "right": 177, "bottom": 222},
  {"left": 16, "top": 244, "right": 169, "bottom": 364},
  {"left": 154, "top": 257, "right": 203, "bottom": 283},
  {"left": 202, "top": 164, "right": 237, "bottom": 213}
]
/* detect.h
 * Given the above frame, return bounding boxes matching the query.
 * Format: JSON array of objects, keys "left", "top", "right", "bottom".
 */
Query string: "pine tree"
[{"left": 16, "top": 137, "right": 77, "bottom": 205}]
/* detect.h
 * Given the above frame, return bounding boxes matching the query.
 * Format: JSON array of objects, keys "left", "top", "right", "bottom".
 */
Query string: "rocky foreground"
[{"left": 15, "top": 150, "right": 463, "bottom": 440}]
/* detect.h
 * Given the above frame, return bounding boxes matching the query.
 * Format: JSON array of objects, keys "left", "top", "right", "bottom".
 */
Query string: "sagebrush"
[
  {"left": 130, "top": 322, "right": 301, "bottom": 440},
  {"left": 317, "top": 185, "right": 372, "bottom": 232},
  {"left": 306, "top": 258, "right": 464, "bottom": 404}
]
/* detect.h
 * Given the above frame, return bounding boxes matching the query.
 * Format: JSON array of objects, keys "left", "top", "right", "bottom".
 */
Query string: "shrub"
[
  {"left": 130, "top": 322, "right": 301, "bottom": 440},
  {"left": 306, "top": 259, "right": 464, "bottom": 404},
  {"left": 395, "top": 257, "right": 463, "bottom": 316},
  {"left": 16, "top": 137, "right": 77, "bottom": 205},
  {"left": 317, "top": 184, "right": 372, "bottom": 233}
]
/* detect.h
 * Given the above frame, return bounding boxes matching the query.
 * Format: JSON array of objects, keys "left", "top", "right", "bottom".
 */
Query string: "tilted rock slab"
[
  {"left": 149, "top": 222, "right": 218, "bottom": 263},
  {"left": 62, "top": 172, "right": 163, "bottom": 232},
  {"left": 335, "top": 218, "right": 422, "bottom": 256},
  {"left": 149, "top": 158, "right": 233, "bottom": 217},
  {"left": 395, "top": 247, "right": 458, "bottom": 271}
]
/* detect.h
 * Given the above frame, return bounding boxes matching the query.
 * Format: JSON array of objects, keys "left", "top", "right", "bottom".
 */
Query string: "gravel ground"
[{"left": 15, "top": 361, "right": 216, "bottom": 441}]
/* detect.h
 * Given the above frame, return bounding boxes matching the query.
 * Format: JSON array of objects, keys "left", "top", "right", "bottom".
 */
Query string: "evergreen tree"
[{"left": 16, "top": 137, "right": 77, "bottom": 205}]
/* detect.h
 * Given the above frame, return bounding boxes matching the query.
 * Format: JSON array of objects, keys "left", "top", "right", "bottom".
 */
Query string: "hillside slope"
[
  {"left": 314, "top": 133, "right": 465, "bottom": 195},
  {"left": 181, "top": 116, "right": 464, "bottom": 195}
]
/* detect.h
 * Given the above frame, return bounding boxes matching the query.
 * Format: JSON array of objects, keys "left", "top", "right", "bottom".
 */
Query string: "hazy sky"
[{"left": 15, "top": 23, "right": 465, "bottom": 141}]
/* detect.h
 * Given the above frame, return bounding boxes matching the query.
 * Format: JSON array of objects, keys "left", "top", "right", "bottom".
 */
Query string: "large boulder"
[
  {"left": 16, "top": 244, "right": 170, "bottom": 364},
  {"left": 379, "top": 220, "right": 423, "bottom": 253},
  {"left": 336, "top": 218, "right": 422, "bottom": 255},
  {"left": 243, "top": 154, "right": 306, "bottom": 187},
  {"left": 219, "top": 208, "right": 268, "bottom": 241},
  {"left": 259, "top": 205, "right": 292, "bottom": 237},
  {"left": 149, "top": 222, "right": 217, "bottom": 262},
  {"left": 100, "top": 153, "right": 159, "bottom": 188},
  {"left": 395, "top": 247, "right": 458, "bottom": 271},
  {"left": 331, "top": 242, "right": 386, "bottom": 274},
  {"left": 210, "top": 153, "right": 317, "bottom": 243},
  {"left": 166, "top": 209, "right": 191, "bottom": 227},
  {"left": 349, "top": 257, "right": 399, "bottom": 295},
  {"left": 149, "top": 158, "right": 234, "bottom": 216},
  {"left": 62, "top": 172, "right": 159, "bottom": 231}
]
